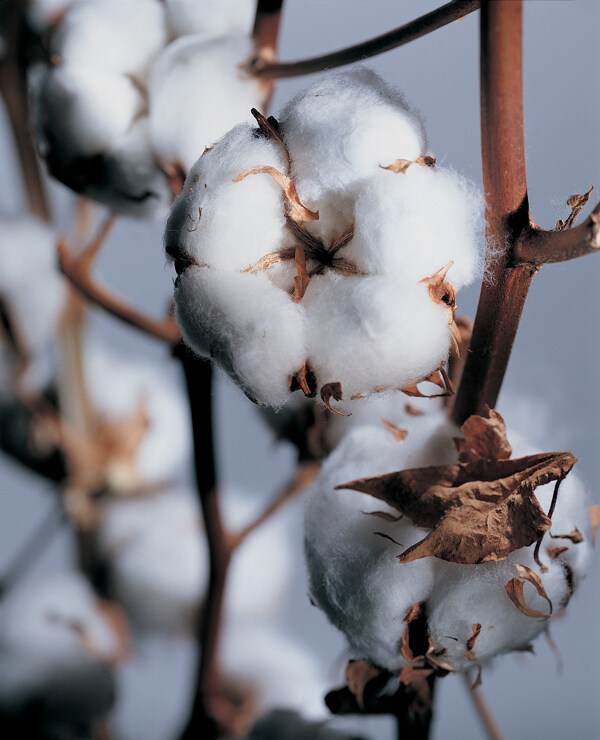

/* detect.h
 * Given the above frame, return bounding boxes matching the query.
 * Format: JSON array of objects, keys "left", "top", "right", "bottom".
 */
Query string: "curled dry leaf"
[
  {"left": 380, "top": 156, "right": 436, "bottom": 173},
  {"left": 381, "top": 418, "right": 408, "bottom": 442},
  {"left": 400, "top": 365, "right": 454, "bottom": 399},
  {"left": 404, "top": 403, "right": 425, "bottom": 417},
  {"left": 420, "top": 263, "right": 456, "bottom": 313},
  {"left": 505, "top": 563, "right": 553, "bottom": 619},
  {"left": 233, "top": 166, "right": 319, "bottom": 223},
  {"left": 344, "top": 660, "right": 385, "bottom": 711},
  {"left": 336, "top": 450, "right": 577, "bottom": 564},
  {"left": 292, "top": 244, "right": 310, "bottom": 302},
  {"left": 455, "top": 405, "right": 512, "bottom": 463},
  {"left": 546, "top": 546, "right": 569, "bottom": 558},
  {"left": 288, "top": 361, "right": 317, "bottom": 397},
  {"left": 465, "top": 623, "right": 482, "bottom": 662},
  {"left": 320, "top": 382, "right": 350, "bottom": 416}
]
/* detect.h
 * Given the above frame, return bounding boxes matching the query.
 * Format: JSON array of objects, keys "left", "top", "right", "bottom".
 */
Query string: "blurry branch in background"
[
  {"left": 462, "top": 673, "right": 506, "bottom": 740},
  {"left": 451, "top": 1, "right": 599, "bottom": 426},
  {"left": 0, "top": 0, "right": 50, "bottom": 221},
  {"left": 249, "top": 0, "right": 480, "bottom": 80}
]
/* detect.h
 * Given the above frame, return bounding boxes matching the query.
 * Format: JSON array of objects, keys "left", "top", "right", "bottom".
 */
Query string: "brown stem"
[
  {"left": 0, "top": 0, "right": 50, "bottom": 221},
  {"left": 462, "top": 673, "right": 507, "bottom": 740},
  {"left": 58, "top": 239, "right": 181, "bottom": 344},
  {"left": 175, "top": 347, "right": 227, "bottom": 739},
  {"left": 514, "top": 202, "right": 600, "bottom": 266},
  {"left": 250, "top": 0, "right": 480, "bottom": 79},
  {"left": 253, "top": 0, "right": 284, "bottom": 59},
  {"left": 451, "top": 1, "right": 533, "bottom": 425}
]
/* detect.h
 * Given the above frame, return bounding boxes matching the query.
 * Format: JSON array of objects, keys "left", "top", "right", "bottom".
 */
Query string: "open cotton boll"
[
  {"left": 83, "top": 346, "right": 191, "bottom": 487},
  {"left": 51, "top": 0, "right": 167, "bottom": 78},
  {"left": 348, "top": 165, "right": 483, "bottom": 289},
  {"left": 279, "top": 68, "right": 426, "bottom": 201},
  {"left": 305, "top": 409, "right": 593, "bottom": 675},
  {"left": 148, "top": 34, "right": 264, "bottom": 174},
  {"left": 0, "top": 573, "right": 122, "bottom": 729},
  {"left": 164, "top": 123, "right": 290, "bottom": 271},
  {"left": 164, "top": 0, "right": 255, "bottom": 41},
  {"left": 303, "top": 274, "right": 452, "bottom": 402},
  {"left": 175, "top": 268, "right": 307, "bottom": 406}
]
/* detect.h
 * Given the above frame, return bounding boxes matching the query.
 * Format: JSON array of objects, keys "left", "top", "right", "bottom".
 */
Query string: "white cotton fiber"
[
  {"left": 0, "top": 573, "right": 121, "bottom": 726},
  {"left": 165, "top": 124, "right": 290, "bottom": 272},
  {"left": 164, "top": 0, "right": 255, "bottom": 42},
  {"left": 175, "top": 268, "right": 307, "bottom": 406},
  {"left": 304, "top": 409, "right": 593, "bottom": 673},
  {"left": 51, "top": 0, "right": 167, "bottom": 78},
  {"left": 279, "top": 69, "right": 426, "bottom": 201},
  {"left": 349, "top": 165, "right": 484, "bottom": 289},
  {"left": 26, "top": 0, "right": 81, "bottom": 32},
  {"left": 303, "top": 274, "right": 452, "bottom": 401},
  {"left": 148, "top": 34, "right": 263, "bottom": 174}
]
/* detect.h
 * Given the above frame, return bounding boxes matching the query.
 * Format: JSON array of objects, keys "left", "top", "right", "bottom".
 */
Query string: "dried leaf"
[
  {"left": 320, "top": 382, "right": 350, "bottom": 416},
  {"left": 292, "top": 245, "right": 310, "bottom": 302},
  {"left": 381, "top": 418, "right": 408, "bottom": 442},
  {"left": 505, "top": 577, "right": 551, "bottom": 619},
  {"left": 546, "top": 546, "right": 569, "bottom": 558},
  {"left": 233, "top": 166, "right": 318, "bottom": 222},
  {"left": 465, "top": 623, "right": 482, "bottom": 661},
  {"left": 589, "top": 505, "right": 600, "bottom": 546},
  {"left": 345, "top": 660, "right": 383, "bottom": 711},
  {"left": 455, "top": 407, "right": 512, "bottom": 463},
  {"left": 336, "top": 451, "right": 577, "bottom": 564},
  {"left": 550, "top": 528, "right": 583, "bottom": 544},
  {"left": 381, "top": 158, "right": 412, "bottom": 173},
  {"left": 404, "top": 404, "right": 425, "bottom": 416}
]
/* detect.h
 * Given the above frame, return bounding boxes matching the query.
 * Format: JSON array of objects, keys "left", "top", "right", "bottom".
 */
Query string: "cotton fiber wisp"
[
  {"left": 167, "top": 69, "right": 483, "bottom": 410},
  {"left": 304, "top": 407, "right": 593, "bottom": 675}
]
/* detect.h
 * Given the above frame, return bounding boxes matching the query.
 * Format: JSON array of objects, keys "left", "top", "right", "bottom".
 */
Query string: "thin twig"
[
  {"left": 253, "top": 0, "right": 284, "bottom": 59},
  {"left": 451, "top": 1, "right": 533, "bottom": 425},
  {"left": 58, "top": 239, "right": 181, "bottom": 344},
  {"left": 0, "top": 0, "right": 51, "bottom": 221},
  {"left": 232, "top": 462, "right": 320, "bottom": 547},
  {"left": 250, "top": 0, "right": 480, "bottom": 79},
  {"left": 462, "top": 673, "right": 507, "bottom": 740}
]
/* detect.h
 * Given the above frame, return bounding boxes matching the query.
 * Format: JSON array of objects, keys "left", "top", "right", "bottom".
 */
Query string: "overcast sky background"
[{"left": 0, "top": 1, "right": 598, "bottom": 738}]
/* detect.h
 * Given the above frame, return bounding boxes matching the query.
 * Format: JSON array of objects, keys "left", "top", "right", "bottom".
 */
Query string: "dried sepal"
[
  {"left": 465, "top": 623, "right": 482, "bottom": 662},
  {"left": 381, "top": 418, "right": 408, "bottom": 442},
  {"left": 233, "top": 166, "right": 319, "bottom": 223},
  {"left": 344, "top": 660, "right": 387, "bottom": 711},
  {"left": 380, "top": 155, "right": 436, "bottom": 174},
  {"left": 455, "top": 406, "right": 512, "bottom": 463},
  {"left": 400, "top": 365, "right": 454, "bottom": 399},
  {"left": 292, "top": 244, "right": 310, "bottom": 302},
  {"left": 505, "top": 563, "right": 553, "bottom": 620},
  {"left": 547, "top": 546, "right": 569, "bottom": 558},
  {"left": 250, "top": 108, "right": 290, "bottom": 168},
  {"left": 320, "top": 382, "right": 350, "bottom": 416},
  {"left": 336, "top": 450, "right": 577, "bottom": 564},
  {"left": 288, "top": 362, "right": 317, "bottom": 398},
  {"left": 420, "top": 262, "right": 456, "bottom": 313},
  {"left": 549, "top": 528, "right": 583, "bottom": 544},
  {"left": 404, "top": 403, "right": 425, "bottom": 416}
]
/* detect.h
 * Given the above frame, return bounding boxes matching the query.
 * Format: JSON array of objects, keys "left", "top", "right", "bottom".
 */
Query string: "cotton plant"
[
  {"left": 31, "top": 0, "right": 265, "bottom": 215},
  {"left": 166, "top": 69, "right": 482, "bottom": 411},
  {"left": 304, "top": 406, "right": 593, "bottom": 690},
  {"left": 0, "top": 572, "right": 128, "bottom": 736}
]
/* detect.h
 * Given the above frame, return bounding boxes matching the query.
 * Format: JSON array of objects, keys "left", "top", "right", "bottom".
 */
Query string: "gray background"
[{"left": 0, "top": 1, "right": 598, "bottom": 738}]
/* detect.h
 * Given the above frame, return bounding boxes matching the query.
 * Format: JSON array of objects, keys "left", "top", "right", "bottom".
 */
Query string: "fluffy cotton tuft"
[
  {"left": 304, "top": 408, "right": 593, "bottom": 673},
  {"left": 0, "top": 573, "right": 123, "bottom": 728},
  {"left": 168, "top": 69, "right": 482, "bottom": 409},
  {"left": 163, "top": 0, "right": 254, "bottom": 41}
]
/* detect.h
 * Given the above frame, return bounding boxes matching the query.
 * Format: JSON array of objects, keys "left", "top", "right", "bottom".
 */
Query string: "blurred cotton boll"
[
  {"left": 163, "top": 0, "right": 255, "bottom": 41},
  {"left": 0, "top": 572, "right": 126, "bottom": 736},
  {"left": 304, "top": 409, "right": 593, "bottom": 674},
  {"left": 0, "top": 215, "right": 65, "bottom": 395},
  {"left": 148, "top": 34, "right": 265, "bottom": 175}
]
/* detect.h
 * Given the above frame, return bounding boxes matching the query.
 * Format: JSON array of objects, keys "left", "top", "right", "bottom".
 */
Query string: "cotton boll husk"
[
  {"left": 303, "top": 273, "right": 452, "bottom": 402},
  {"left": 0, "top": 573, "right": 121, "bottom": 726},
  {"left": 348, "top": 165, "right": 483, "bottom": 289},
  {"left": 148, "top": 34, "right": 264, "bottom": 174},
  {"left": 164, "top": 0, "right": 254, "bottom": 41},
  {"left": 51, "top": 0, "right": 167, "bottom": 78},
  {"left": 305, "top": 419, "right": 458, "bottom": 672},
  {"left": 175, "top": 267, "right": 306, "bottom": 406},
  {"left": 279, "top": 69, "right": 426, "bottom": 201},
  {"left": 221, "top": 620, "right": 330, "bottom": 720},
  {"left": 83, "top": 347, "right": 190, "bottom": 487},
  {"left": 164, "top": 124, "right": 291, "bottom": 272}
]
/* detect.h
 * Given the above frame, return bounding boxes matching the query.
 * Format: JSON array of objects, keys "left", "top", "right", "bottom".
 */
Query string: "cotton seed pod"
[
  {"left": 304, "top": 408, "right": 592, "bottom": 674},
  {"left": 163, "top": 0, "right": 255, "bottom": 41},
  {"left": 0, "top": 573, "right": 127, "bottom": 732},
  {"left": 167, "top": 70, "right": 480, "bottom": 409},
  {"left": 148, "top": 34, "right": 265, "bottom": 175}
]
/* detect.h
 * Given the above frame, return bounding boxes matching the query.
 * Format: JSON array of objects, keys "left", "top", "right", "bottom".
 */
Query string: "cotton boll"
[
  {"left": 164, "top": 124, "right": 290, "bottom": 272},
  {"left": 148, "top": 34, "right": 264, "bottom": 175},
  {"left": 304, "top": 273, "right": 452, "bottom": 402},
  {"left": 164, "top": 0, "right": 254, "bottom": 41},
  {"left": 83, "top": 347, "right": 191, "bottom": 488},
  {"left": 51, "top": 0, "right": 167, "bottom": 78},
  {"left": 175, "top": 267, "right": 307, "bottom": 406},
  {"left": 349, "top": 165, "right": 483, "bottom": 289},
  {"left": 0, "top": 573, "right": 122, "bottom": 728},
  {"left": 279, "top": 69, "right": 426, "bottom": 201}
]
